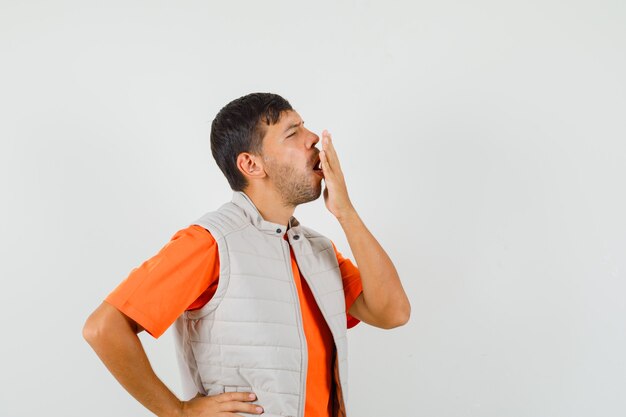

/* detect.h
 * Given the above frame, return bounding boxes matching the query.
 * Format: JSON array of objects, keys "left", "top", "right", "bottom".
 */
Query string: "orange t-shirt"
[{"left": 105, "top": 224, "right": 363, "bottom": 417}]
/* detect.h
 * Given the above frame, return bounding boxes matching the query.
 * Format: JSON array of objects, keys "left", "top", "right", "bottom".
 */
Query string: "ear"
[{"left": 236, "top": 152, "right": 266, "bottom": 180}]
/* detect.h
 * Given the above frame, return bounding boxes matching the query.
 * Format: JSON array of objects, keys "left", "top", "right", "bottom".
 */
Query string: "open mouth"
[{"left": 312, "top": 159, "right": 323, "bottom": 176}]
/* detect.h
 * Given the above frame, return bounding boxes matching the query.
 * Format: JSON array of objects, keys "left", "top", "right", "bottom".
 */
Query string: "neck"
[{"left": 243, "top": 186, "right": 295, "bottom": 227}]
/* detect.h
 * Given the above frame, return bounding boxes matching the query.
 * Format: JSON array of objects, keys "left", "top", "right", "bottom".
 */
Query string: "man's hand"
[
  {"left": 180, "top": 392, "right": 263, "bottom": 417},
  {"left": 319, "top": 130, "right": 355, "bottom": 220}
]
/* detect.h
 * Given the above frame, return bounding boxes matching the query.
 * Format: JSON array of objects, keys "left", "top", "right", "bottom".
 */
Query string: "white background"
[{"left": 1, "top": 1, "right": 625, "bottom": 416}]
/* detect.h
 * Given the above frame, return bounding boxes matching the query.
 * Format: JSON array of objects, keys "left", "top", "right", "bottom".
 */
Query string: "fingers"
[
  {"left": 321, "top": 130, "right": 341, "bottom": 170},
  {"left": 214, "top": 392, "right": 257, "bottom": 403},
  {"left": 214, "top": 392, "right": 263, "bottom": 414},
  {"left": 220, "top": 401, "right": 264, "bottom": 415},
  {"left": 320, "top": 148, "right": 333, "bottom": 177}
]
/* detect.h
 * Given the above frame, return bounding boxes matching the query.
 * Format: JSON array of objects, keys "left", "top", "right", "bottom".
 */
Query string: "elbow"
[
  {"left": 380, "top": 301, "right": 411, "bottom": 329},
  {"left": 397, "top": 302, "right": 411, "bottom": 327},
  {"left": 83, "top": 305, "right": 116, "bottom": 347},
  {"left": 395, "top": 307, "right": 412, "bottom": 329},
  {"left": 82, "top": 313, "right": 101, "bottom": 347}
]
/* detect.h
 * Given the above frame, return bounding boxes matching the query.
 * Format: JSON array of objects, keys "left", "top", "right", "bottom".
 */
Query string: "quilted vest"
[{"left": 173, "top": 191, "right": 349, "bottom": 417}]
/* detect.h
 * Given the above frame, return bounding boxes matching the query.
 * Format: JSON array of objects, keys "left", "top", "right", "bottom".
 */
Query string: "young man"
[{"left": 83, "top": 93, "right": 410, "bottom": 417}]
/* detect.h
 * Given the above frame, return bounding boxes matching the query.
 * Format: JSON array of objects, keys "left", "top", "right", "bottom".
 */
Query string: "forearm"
[
  {"left": 318, "top": 130, "right": 409, "bottom": 327},
  {"left": 83, "top": 303, "right": 182, "bottom": 417},
  {"left": 338, "top": 209, "right": 410, "bottom": 326}
]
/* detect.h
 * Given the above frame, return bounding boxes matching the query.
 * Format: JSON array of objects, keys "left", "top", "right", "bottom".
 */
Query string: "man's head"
[{"left": 211, "top": 93, "right": 324, "bottom": 206}]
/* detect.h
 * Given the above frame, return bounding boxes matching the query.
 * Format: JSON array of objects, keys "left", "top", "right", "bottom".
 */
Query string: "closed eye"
[{"left": 284, "top": 120, "right": 304, "bottom": 139}]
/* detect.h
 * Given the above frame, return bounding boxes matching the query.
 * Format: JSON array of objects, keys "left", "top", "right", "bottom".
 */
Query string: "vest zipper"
[{"left": 281, "top": 239, "right": 308, "bottom": 417}]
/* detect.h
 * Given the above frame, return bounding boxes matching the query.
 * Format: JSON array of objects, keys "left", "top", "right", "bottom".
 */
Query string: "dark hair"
[{"left": 210, "top": 92, "right": 293, "bottom": 191}]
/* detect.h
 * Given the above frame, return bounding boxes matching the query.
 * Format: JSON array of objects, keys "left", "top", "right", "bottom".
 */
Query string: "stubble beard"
[{"left": 265, "top": 160, "right": 322, "bottom": 207}]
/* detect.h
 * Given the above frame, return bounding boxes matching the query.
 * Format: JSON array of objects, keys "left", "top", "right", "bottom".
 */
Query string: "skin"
[{"left": 83, "top": 109, "right": 410, "bottom": 417}]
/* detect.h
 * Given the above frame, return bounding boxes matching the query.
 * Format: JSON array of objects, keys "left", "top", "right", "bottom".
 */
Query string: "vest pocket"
[
  {"left": 203, "top": 384, "right": 224, "bottom": 396},
  {"left": 203, "top": 384, "right": 254, "bottom": 395},
  {"left": 224, "top": 385, "right": 253, "bottom": 393}
]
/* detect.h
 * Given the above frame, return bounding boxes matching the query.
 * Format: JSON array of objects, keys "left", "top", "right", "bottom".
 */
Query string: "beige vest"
[{"left": 174, "top": 191, "right": 350, "bottom": 417}]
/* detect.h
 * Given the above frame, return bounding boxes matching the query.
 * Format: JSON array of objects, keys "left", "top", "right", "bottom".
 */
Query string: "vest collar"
[{"left": 231, "top": 191, "right": 301, "bottom": 238}]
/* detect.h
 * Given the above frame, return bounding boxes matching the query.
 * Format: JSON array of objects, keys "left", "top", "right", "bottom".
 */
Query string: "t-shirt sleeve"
[
  {"left": 331, "top": 241, "right": 363, "bottom": 329},
  {"left": 105, "top": 224, "right": 220, "bottom": 338}
]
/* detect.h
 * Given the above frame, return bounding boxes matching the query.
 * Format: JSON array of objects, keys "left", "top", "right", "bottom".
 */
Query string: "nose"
[{"left": 305, "top": 129, "right": 320, "bottom": 149}]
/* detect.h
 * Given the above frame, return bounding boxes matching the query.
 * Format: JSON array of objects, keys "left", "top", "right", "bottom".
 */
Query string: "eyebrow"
[{"left": 283, "top": 120, "right": 304, "bottom": 134}]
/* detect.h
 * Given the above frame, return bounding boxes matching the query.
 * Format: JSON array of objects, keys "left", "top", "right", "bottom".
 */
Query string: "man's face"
[{"left": 259, "top": 110, "right": 324, "bottom": 207}]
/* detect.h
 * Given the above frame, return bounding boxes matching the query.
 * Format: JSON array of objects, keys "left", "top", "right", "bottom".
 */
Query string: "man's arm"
[
  {"left": 338, "top": 211, "right": 410, "bottom": 329},
  {"left": 319, "top": 130, "right": 411, "bottom": 329},
  {"left": 82, "top": 302, "right": 263, "bottom": 417}
]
